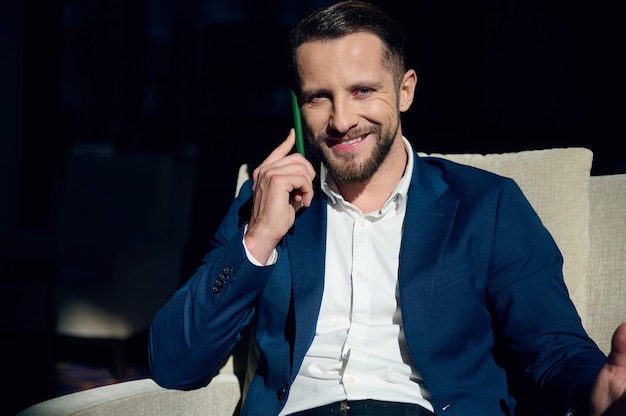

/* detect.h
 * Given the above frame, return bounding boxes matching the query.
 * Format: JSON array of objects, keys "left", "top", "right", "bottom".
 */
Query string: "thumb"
[{"left": 607, "top": 322, "right": 626, "bottom": 367}]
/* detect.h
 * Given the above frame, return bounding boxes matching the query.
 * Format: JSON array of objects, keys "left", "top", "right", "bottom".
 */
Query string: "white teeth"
[{"left": 343, "top": 135, "right": 364, "bottom": 145}]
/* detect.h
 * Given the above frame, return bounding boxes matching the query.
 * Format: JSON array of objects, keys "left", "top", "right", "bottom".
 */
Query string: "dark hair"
[{"left": 289, "top": 1, "right": 407, "bottom": 90}]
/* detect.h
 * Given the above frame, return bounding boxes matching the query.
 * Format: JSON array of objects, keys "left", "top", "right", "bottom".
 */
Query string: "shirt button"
[
  {"left": 356, "top": 271, "right": 364, "bottom": 279},
  {"left": 346, "top": 375, "right": 357, "bottom": 385}
]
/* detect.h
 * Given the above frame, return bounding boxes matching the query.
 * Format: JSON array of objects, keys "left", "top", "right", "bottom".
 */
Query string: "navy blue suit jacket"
[{"left": 149, "top": 152, "right": 606, "bottom": 415}]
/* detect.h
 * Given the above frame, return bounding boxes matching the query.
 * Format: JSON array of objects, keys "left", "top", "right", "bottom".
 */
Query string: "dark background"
[
  {"left": 0, "top": 0, "right": 624, "bottom": 412},
  {"left": 2, "top": 0, "right": 624, "bottom": 261}
]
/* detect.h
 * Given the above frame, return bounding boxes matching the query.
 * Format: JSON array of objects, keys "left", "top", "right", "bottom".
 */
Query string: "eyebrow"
[
  {"left": 301, "top": 80, "right": 385, "bottom": 99},
  {"left": 349, "top": 80, "right": 385, "bottom": 91}
]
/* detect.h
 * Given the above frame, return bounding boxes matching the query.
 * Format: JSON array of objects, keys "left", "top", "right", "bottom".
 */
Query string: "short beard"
[{"left": 309, "top": 120, "right": 398, "bottom": 184}]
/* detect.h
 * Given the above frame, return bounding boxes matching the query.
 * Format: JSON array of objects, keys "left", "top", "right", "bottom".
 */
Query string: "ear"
[{"left": 398, "top": 69, "right": 418, "bottom": 112}]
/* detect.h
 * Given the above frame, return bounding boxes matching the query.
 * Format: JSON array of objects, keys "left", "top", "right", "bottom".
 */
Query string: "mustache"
[{"left": 317, "top": 126, "right": 381, "bottom": 142}]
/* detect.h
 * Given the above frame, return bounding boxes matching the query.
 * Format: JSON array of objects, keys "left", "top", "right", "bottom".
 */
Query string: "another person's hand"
[
  {"left": 590, "top": 322, "right": 626, "bottom": 416},
  {"left": 245, "top": 129, "right": 316, "bottom": 264}
]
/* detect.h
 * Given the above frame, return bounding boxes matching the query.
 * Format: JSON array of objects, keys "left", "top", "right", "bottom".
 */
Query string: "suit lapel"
[
  {"left": 286, "top": 197, "right": 327, "bottom": 375},
  {"left": 398, "top": 157, "right": 459, "bottom": 353}
]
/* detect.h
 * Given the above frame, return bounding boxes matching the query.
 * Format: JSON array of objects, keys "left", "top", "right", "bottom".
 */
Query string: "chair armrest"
[{"left": 17, "top": 374, "right": 241, "bottom": 416}]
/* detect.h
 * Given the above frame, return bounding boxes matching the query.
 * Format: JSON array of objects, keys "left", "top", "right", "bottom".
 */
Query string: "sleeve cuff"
[{"left": 242, "top": 223, "right": 278, "bottom": 266}]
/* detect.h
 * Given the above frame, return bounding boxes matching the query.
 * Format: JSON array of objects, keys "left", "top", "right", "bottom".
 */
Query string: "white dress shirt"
[{"left": 278, "top": 138, "right": 433, "bottom": 415}]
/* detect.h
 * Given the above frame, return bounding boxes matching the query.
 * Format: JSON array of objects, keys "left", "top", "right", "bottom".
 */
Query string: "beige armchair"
[{"left": 18, "top": 147, "right": 626, "bottom": 416}]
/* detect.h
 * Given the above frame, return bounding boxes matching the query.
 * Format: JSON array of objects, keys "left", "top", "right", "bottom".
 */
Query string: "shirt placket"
[{"left": 340, "top": 216, "right": 371, "bottom": 394}]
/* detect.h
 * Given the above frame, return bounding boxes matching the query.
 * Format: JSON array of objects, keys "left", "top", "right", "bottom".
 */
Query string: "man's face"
[{"left": 296, "top": 32, "right": 407, "bottom": 184}]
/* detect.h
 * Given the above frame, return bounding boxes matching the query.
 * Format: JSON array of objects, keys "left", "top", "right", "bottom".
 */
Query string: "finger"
[
  {"left": 253, "top": 130, "right": 297, "bottom": 183},
  {"left": 608, "top": 322, "right": 626, "bottom": 367},
  {"left": 254, "top": 138, "right": 315, "bottom": 188},
  {"left": 262, "top": 129, "right": 297, "bottom": 166},
  {"left": 289, "top": 172, "right": 316, "bottom": 208}
]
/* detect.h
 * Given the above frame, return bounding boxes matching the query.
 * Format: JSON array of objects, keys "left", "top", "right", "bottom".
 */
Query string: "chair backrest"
[{"left": 235, "top": 163, "right": 250, "bottom": 197}]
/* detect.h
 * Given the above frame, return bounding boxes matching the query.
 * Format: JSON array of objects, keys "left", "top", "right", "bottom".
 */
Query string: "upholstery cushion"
[
  {"left": 420, "top": 148, "right": 593, "bottom": 321},
  {"left": 587, "top": 174, "right": 626, "bottom": 353}
]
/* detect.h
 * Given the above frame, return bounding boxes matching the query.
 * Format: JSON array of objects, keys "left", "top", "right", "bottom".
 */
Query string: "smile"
[{"left": 328, "top": 134, "right": 368, "bottom": 147}]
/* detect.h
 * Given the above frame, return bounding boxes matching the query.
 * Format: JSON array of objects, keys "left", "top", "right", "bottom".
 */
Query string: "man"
[{"left": 149, "top": 1, "right": 626, "bottom": 415}]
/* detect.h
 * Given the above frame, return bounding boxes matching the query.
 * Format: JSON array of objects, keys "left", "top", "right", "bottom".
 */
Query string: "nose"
[{"left": 329, "top": 97, "right": 358, "bottom": 134}]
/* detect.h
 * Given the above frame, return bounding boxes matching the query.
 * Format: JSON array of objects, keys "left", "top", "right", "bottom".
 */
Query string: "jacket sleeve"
[
  {"left": 148, "top": 180, "right": 272, "bottom": 390},
  {"left": 486, "top": 178, "right": 606, "bottom": 415}
]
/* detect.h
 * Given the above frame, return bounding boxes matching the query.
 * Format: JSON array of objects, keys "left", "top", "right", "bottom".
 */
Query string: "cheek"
[
  {"left": 302, "top": 108, "right": 329, "bottom": 135},
  {"left": 361, "top": 99, "right": 396, "bottom": 123}
]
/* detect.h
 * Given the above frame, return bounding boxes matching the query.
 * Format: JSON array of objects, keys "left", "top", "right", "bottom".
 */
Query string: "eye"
[
  {"left": 305, "top": 92, "right": 329, "bottom": 105},
  {"left": 354, "top": 88, "right": 372, "bottom": 97},
  {"left": 311, "top": 93, "right": 328, "bottom": 102}
]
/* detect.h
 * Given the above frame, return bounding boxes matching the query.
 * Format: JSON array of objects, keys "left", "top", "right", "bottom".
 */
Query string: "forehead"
[{"left": 295, "top": 32, "right": 389, "bottom": 88}]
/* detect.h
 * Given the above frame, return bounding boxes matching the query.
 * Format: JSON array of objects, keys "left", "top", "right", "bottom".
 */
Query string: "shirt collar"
[{"left": 320, "top": 136, "right": 414, "bottom": 217}]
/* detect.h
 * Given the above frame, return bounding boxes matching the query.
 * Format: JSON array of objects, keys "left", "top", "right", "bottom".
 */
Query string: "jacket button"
[
  {"left": 212, "top": 265, "right": 234, "bottom": 294},
  {"left": 276, "top": 384, "right": 287, "bottom": 401}
]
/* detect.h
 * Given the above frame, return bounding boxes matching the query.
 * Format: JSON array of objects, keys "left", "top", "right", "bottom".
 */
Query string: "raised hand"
[
  {"left": 244, "top": 129, "right": 316, "bottom": 264},
  {"left": 591, "top": 322, "right": 626, "bottom": 416}
]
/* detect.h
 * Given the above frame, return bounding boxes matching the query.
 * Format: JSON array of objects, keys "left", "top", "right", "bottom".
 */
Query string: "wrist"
[{"left": 243, "top": 224, "right": 279, "bottom": 266}]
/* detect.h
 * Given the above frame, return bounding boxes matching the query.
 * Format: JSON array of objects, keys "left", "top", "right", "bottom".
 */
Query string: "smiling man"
[{"left": 148, "top": 2, "right": 626, "bottom": 415}]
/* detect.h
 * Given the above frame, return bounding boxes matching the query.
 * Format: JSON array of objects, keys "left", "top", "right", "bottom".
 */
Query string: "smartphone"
[{"left": 290, "top": 90, "right": 306, "bottom": 156}]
